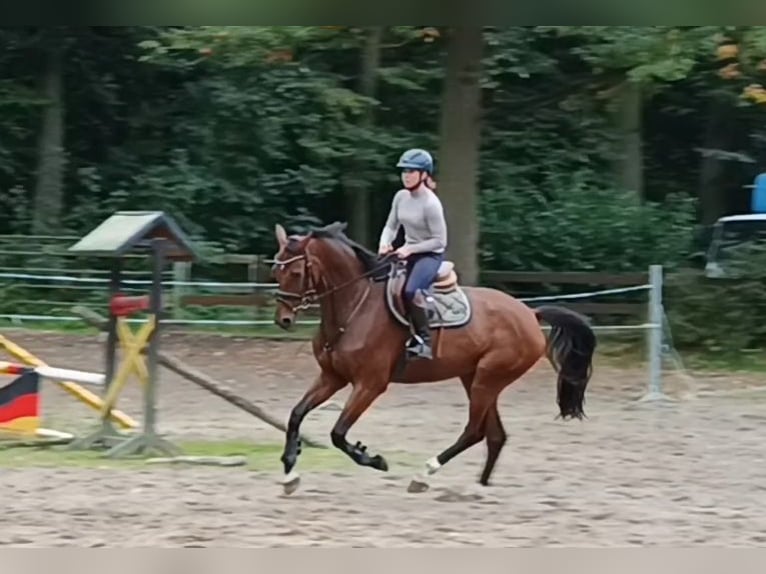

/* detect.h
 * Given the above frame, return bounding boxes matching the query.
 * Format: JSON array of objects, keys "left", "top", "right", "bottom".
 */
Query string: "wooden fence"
[
  {"left": 480, "top": 270, "right": 650, "bottom": 322},
  {"left": 171, "top": 257, "right": 651, "bottom": 324}
]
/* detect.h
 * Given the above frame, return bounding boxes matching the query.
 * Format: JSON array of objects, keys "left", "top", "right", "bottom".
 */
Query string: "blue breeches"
[{"left": 403, "top": 252, "right": 444, "bottom": 303}]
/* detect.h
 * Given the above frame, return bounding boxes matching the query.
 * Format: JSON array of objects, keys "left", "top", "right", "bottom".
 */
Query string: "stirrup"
[
  {"left": 405, "top": 331, "right": 433, "bottom": 359},
  {"left": 407, "top": 340, "right": 433, "bottom": 360}
]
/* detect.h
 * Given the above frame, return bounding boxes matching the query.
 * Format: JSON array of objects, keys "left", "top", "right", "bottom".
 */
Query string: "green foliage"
[
  {"left": 480, "top": 183, "right": 696, "bottom": 271},
  {"left": 545, "top": 26, "right": 717, "bottom": 84},
  {"left": 666, "top": 242, "right": 766, "bottom": 354},
  {"left": 4, "top": 26, "right": 766, "bottom": 356}
]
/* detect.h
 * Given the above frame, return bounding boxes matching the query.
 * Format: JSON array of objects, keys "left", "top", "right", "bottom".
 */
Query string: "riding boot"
[{"left": 406, "top": 301, "right": 433, "bottom": 360}]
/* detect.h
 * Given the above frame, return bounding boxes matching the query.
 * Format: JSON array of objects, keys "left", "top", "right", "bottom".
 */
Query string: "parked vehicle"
[{"left": 704, "top": 213, "right": 766, "bottom": 278}]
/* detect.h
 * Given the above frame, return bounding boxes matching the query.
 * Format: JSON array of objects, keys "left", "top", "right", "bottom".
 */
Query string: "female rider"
[{"left": 378, "top": 148, "right": 448, "bottom": 360}]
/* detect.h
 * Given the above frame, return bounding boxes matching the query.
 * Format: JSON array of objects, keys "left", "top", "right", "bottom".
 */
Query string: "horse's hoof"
[
  {"left": 407, "top": 479, "right": 430, "bottom": 494},
  {"left": 281, "top": 471, "right": 301, "bottom": 495},
  {"left": 370, "top": 454, "right": 388, "bottom": 472}
]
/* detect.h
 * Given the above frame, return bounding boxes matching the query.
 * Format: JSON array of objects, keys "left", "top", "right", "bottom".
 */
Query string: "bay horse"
[{"left": 269, "top": 221, "right": 596, "bottom": 495}]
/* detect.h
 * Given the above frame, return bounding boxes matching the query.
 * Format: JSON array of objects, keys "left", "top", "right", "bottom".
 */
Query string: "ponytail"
[{"left": 425, "top": 175, "right": 437, "bottom": 191}]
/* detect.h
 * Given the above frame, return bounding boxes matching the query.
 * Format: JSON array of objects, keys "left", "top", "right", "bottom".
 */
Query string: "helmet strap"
[{"left": 403, "top": 171, "right": 427, "bottom": 191}]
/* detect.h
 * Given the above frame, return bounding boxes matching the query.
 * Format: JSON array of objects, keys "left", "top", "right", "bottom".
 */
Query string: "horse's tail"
[{"left": 535, "top": 305, "right": 597, "bottom": 420}]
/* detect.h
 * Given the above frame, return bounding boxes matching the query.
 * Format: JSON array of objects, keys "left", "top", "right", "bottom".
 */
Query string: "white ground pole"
[{"left": 0, "top": 361, "right": 105, "bottom": 386}]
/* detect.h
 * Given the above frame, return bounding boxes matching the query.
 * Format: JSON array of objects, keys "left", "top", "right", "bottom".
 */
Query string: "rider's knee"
[{"left": 404, "top": 286, "right": 427, "bottom": 304}]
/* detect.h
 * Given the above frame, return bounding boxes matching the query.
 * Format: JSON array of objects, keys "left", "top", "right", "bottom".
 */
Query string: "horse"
[{"left": 269, "top": 221, "right": 596, "bottom": 495}]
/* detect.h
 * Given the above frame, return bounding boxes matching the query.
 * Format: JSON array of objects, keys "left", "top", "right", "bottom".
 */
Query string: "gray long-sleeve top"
[{"left": 378, "top": 188, "right": 447, "bottom": 254}]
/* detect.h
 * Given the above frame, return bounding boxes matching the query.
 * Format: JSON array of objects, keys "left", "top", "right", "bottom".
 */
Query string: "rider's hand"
[
  {"left": 378, "top": 244, "right": 393, "bottom": 256},
  {"left": 395, "top": 246, "right": 412, "bottom": 259}
]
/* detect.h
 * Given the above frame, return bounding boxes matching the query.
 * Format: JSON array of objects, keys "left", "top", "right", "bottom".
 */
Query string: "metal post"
[
  {"left": 639, "top": 264, "right": 672, "bottom": 403},
  {"left": 145, "top": 237, "right": 163, "bottom": 439},
  {"left": 171, "top": 261, "right": 190, "bottom": 320}
]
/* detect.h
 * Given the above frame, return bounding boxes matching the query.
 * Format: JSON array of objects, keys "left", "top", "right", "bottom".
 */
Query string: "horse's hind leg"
[
  {"left": 476, "top": 363, "right": 538, "bottom": 486},
  {"left": 459, "top": 374, "right": 507, "bottom": 487},
  {"left": 407, "top": 373, "right": 499, "bottom": 493},
  {"left": 479, "top": 402, "right": 507, "bottom": 486}
]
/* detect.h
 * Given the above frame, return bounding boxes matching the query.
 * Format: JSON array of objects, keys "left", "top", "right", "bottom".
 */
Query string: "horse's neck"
[{"left": 316, "top": 246, "right": 370, "bottom": 334}]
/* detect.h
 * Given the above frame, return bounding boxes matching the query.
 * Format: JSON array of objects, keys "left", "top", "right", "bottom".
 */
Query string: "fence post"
[
  {"left": 639, "top": 264, "right": 671, "bottom": 402},
  {"left": 171, "top": 261, "right": 191, "bottom": 320}
]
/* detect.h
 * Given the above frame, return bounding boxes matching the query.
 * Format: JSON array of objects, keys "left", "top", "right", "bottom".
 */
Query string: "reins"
[{"left": 267, "top": 248, "right": 397, "bottom": 351}]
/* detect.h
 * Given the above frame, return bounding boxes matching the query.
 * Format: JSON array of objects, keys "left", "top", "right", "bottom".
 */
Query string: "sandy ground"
[{"left": 1, "top": 329, "right": 765, "bottom": 547}]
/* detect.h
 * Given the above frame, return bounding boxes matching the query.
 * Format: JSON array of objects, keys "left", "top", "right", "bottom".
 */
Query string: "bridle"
[
  {"left": 268, "top": 253, "right": 318, "bottom": 313},
  {"left": 267, "top": 244, "right": 396, "bottom": 350}
]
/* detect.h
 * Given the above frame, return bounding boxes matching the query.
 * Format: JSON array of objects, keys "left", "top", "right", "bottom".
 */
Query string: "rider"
[{"left": 378, "top": 148, "right": 448, "bottom": 360}]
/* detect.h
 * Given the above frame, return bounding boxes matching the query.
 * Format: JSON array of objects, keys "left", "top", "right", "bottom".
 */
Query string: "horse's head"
[
  {"left": 270, "top": 221, "right": 390, "bottom": 330},
  {"left": 270, "top": 223, "right": 319, "bottom": 330}
]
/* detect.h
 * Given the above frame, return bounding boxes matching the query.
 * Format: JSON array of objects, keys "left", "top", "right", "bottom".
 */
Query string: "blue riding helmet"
[{"left": 396, "top": 148, "right": 434, "bottom": 174}]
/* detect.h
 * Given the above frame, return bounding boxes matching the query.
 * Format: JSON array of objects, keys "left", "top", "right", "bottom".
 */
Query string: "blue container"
[{"left": 752, "top": 173, "right": 766, "bottom": 213}]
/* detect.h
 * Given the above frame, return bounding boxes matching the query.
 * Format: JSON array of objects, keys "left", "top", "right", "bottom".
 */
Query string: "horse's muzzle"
[{"left": 276, "top": 314, "right": 294, "bottom": 330}]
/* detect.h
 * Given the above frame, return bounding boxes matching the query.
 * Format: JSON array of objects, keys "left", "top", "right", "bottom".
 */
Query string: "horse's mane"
[{"left": 303, "top": 221, "right": 390, "bottom": 280}]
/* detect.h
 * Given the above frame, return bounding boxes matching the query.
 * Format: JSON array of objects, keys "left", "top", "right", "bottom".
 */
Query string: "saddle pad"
[{"left": 386, "top": 285, "right": 472, "bottom": 329}]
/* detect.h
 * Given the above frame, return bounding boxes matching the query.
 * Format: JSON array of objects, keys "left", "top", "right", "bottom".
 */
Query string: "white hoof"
[
  {"left": 281, "top": 470, "right": 301, "bottom": 495},
  {"left": 425, "top": 456, "right": 441, "bottom": 474}
]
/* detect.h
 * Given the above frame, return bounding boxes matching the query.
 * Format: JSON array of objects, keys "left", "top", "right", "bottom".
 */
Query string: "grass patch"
[
  {"left": 676, "top": 349, "right": 766, "bottom": 374},
  {"left": 0, "top": 438, "right": 423, "bottom": 472},
  {"left": 588, "top": 335, "right": 766, "bottom": 375}
]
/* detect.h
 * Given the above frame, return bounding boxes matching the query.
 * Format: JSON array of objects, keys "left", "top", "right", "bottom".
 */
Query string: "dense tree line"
[{"left": 3, "top": 26, "right": 766, "bottom": 284}]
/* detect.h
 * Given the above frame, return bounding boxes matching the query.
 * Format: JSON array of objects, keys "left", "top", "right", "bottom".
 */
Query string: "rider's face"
[{"left": 401, "top": 169, "right": 423, "bottom": 189}]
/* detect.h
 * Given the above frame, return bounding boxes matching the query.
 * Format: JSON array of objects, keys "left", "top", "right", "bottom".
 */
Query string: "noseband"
[{"left": 269, "top": 253, "right": 318, "bottom": 313}]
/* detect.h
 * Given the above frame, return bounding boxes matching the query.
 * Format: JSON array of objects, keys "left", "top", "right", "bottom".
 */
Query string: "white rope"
[
  {"left": 519, "top": 284, "right": 651, "bottom": 302},
  {"left": 0, "top": 273, "right": 657, "bottom": 331},
  {"left": 0, "top": 314, "right": 321, "bottom": 326},
  {"left": 0, "top": 270, "right": 652, "bottom": 298},
  {"left": 0, "top": 272, "right": 274, "bottom": 289}
]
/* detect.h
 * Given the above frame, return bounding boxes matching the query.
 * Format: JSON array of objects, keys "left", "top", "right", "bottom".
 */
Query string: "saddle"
[{"left": 384, "top": 260, "right": 472, "bottom": 330}]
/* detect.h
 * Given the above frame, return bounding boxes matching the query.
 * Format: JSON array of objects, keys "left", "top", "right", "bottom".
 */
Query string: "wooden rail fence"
[
  {"left": 481, "top": 270, "right": 650, "bottom": 322},
  {"left": 171, "top": 256, "right": 651, "bottom": 324}
]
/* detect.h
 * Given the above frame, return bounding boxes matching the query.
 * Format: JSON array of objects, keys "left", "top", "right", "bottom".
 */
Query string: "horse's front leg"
[
  {"left": 281, "top": 370, "right": 346, "bottom": 494},
  {"left": 330, "top": 380, "right": 389, "bottom": 472}
]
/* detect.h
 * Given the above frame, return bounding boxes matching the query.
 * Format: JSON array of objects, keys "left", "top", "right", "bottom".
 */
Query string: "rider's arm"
[
  {"left": 407, "top": 197, "right": 447, "bottom": 254},
  {"left": 379, "top": 191, "right": 403, "bottom": 250}
]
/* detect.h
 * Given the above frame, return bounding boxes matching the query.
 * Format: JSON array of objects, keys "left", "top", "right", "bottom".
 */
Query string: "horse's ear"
[{"left": 275, "top": 224, "right": 288, "bottom": 248}]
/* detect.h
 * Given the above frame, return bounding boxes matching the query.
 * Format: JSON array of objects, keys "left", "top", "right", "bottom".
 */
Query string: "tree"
[
  {"left": 31, "top": 28, "right": 69, "bottom": 234},
  {"left": 343, "top": 27, "right": 382, "bottom": 247},
  {"left": 541, "top": 26, "right": 716, "bottom": 199},
  {"left": 437, "top": 27, "right": 484, "bottom": 285}
]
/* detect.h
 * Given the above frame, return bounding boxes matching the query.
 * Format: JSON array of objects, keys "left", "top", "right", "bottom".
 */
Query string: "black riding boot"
[{"left": 406, "top": 301, "right": 433, "bottom": 360}]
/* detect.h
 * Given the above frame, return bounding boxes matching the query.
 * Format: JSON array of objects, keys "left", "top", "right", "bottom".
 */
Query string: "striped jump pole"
[{"left": 0, "top": 361, "right": 105, "bottom": 386}]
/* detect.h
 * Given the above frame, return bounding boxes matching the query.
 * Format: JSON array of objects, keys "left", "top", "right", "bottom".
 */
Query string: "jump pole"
[
  {"left": 0, "top": 361, "right": 105, "bottom": 386},
  {"left": 72, "top": 305, "right": 327, "bottom": 449},
  {"left": 0, "top": 334, "right": 137, "bottom": 429},
  {"left": 65, "top": 210, "right": 326, "bottom": 459}
]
